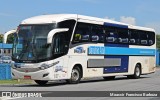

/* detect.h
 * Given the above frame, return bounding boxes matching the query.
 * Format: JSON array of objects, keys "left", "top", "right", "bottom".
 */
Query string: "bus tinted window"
[
  {"left": 148, "top": 32, "right": 155, "bottom": 46},
  {"left": 58, "top": 20, "right": 76, "bottom": 43},
  {"left": 105, "top": 27, "right": 118, "bottom": 43},
  {"left": 117, "top": 28, "right": 129, "bottom": 44},
  {"left": 72, "top": 22, "right": 155, "bottom": 46},
  {"left": 73, "top": 23, "right": 91, "bottom": 43},
  {"left": 129, "top": 30, "right": 139, "bottom": 45},
  {"left": 91, "top": 25, "right": 104, "bottom": 43},
  {"left": 139, "top": 31, "right": 148, "bottom": 45},
  {"left": 129, "top": 30, "right": 155, "bottom": 46}
]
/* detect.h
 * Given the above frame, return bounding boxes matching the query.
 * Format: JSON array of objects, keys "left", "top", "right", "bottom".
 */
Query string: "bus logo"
[{"left": 74, "top": 47, "right": 85, "bottom": 53}]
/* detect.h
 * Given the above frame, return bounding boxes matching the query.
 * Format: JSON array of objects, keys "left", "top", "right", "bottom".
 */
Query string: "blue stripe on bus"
[
  {"left": 104, "top": 22, "right": 128, "bottom": 29},
  {"left": 88, "top": 46, "right": 155, "bottom": 56}
]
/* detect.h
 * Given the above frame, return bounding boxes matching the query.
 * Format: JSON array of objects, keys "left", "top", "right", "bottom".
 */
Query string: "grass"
[{"left": 0, "top": 79, "right": 34, "bottom": 85}]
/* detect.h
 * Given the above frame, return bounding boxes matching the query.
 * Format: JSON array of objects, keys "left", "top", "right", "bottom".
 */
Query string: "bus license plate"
[{"left": 24, "top": 76, "right": 31, "bottom": 79}]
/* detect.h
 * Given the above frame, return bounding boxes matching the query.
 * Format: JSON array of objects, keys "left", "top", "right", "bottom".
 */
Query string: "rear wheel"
[
  {"left": 34, "top": 80, "right": 48, "bottom": 86},
  {"left": 66, "top": 66, "right": 82, "bottom": 84},
  {"left": 127, "top": 64, "right": 141, "bottom": 79},
  {"left": 103, "top": 76, "right": 115, "bottom": 80}
]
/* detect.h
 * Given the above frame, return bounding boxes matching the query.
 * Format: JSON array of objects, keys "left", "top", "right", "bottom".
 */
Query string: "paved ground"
[{"left": 0, "top": 68, "right": 160, "bottom": 100}]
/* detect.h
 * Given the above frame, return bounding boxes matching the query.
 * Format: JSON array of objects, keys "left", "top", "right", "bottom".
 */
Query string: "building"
[{"left": 0, "top": 43, "right": 12, "bottom": 56}]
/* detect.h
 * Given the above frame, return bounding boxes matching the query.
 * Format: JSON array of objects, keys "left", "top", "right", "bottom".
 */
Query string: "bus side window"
[
  {"left": 148, "top": 32, "right": 155, "bottom": 46},
  {"left": 129, "top": 30, "right": 139, "bottom": 45},
  {"left": 52, "top": 33, "right": 68, "bottom": 58},
  {"left": 91, "top": 35, "right": 99, "bottom": 42},
  {"left": 81, "top": 30, "right": 90, "bottom": 42},
  {"left": 91, "top": 25, "right": 104, "bottom": 43},
  {"left": 99, "top": 34, "right": 104, "bottom": 43},
  {"left": 117, "top": 28, "right": 129, "bottom": 44},
  {"left": 105, "top": 27, "right": 117, "bottom": 43},
  {"left": 73, "top": 30, "right": 82, "bottom": 42},
  {"left": 106, "top": 33, "right": 115, "bottom": 42},
  {"left": 139, "top": 31, "right": 148, "bottom": 45},
  {"left": 72, "top": 22, "right": 91, "bottom": 43},
  {"left": 58, "top": 20, "right": 76, "bottom": 42}
]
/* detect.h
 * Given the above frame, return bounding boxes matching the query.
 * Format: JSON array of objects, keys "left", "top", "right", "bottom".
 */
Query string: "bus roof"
[
  {"left": 21, "top": 14, "right": 155, "bottom": 32},
  {"left": 21, "top": 14, "right": 77, "bottom": 24}
]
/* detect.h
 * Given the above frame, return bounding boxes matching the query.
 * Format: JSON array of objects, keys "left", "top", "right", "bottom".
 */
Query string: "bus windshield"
[{"left": 12, "top": 24, "right": 56, "bottom": 62}]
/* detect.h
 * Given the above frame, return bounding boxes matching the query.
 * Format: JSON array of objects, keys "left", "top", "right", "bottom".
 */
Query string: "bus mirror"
[
  {"left": 47, "top": 28, "right": 69, "bottom": 44},
  {"left": 3, "top": 29, "right": 16, "bottom": 43}
]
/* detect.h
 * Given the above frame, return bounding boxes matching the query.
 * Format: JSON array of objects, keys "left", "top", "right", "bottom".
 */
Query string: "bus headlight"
[
  {"left": 39, "top": 63, "right": 52, "bottom": 70},
  {"left": 39, "top": 61, "right": 60, "bottom": 70}
]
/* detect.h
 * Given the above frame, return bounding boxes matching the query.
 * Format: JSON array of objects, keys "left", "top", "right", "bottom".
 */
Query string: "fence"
[{"left": 0, "top": 64, "right": 11, "bottom": 80}]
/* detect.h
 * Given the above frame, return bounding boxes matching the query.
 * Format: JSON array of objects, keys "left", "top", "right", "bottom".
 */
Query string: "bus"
[{"left": 11, "top": 14, "right": 156, "bottom": 85}]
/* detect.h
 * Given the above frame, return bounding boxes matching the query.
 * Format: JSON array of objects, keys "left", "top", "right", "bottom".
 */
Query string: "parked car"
[{"left": 1, "top": 56, "right": 12, "bottom": 63}]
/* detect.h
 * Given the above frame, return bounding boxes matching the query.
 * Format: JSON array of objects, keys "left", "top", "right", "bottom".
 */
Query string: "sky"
[{"left": 0, "top": 0, "right": 160, "bottom": 34}]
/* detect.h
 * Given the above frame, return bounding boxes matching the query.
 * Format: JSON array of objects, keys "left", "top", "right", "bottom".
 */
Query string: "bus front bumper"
[{"left": 11, "top": 67, "right": 68, "bottom": 81}]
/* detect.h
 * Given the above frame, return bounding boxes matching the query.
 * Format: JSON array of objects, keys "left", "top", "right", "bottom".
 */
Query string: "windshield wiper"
[
  {"left": 30, "top": 43, "right": 38, "bottom": 62},
  {"left": 18, "top": 42, "right": 30, "bottom": 60}
]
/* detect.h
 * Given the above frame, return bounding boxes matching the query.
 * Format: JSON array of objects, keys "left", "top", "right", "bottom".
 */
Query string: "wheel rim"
[
  {"left": 71, "top": 69, "right": 79, "bottom": 81},
  {"left": 135, "top": 67, "right": 140, "bottom": 76}
]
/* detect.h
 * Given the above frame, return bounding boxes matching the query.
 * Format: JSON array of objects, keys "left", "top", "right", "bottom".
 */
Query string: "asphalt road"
[{"left": 0, "top": 68, "right": 160, "bottom": 100}]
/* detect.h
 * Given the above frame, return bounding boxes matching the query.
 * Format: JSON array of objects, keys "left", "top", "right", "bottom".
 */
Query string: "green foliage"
[
  {"left": 7, "top": 33, "right": 14, "bottom": 44},
  {"left": 156, "top": 35, "right": 160, "bottom": 49},
  {"left": 0, "top": 34, "right": 3, "bottom": 43}
]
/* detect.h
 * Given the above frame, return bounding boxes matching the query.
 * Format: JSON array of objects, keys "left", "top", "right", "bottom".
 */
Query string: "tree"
[
  {"left": 156, "top": 35, "right": 160, "bottom": 49},
  {"left": 7, "top": 33, "right": 14, "bottom": 44},
  {"left": 0, "top": 34, "right": 3, "bottom": 43},
  {"left": 0, "top": 33, "right": 14, "bottom": 43}
]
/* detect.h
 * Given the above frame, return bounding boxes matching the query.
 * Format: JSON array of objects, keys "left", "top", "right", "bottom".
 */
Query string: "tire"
[
  {"left": 103, "top": 76, "right": 115, "bottom": 80},
  {"left": 34, "top": 80, "right": 48, "bottom": 86},
  {"left": 127, "top": 64, "right": 141, "bottom": 79},
  {"left": 66, "top": 67, "right": 82, "bottom": 84}
]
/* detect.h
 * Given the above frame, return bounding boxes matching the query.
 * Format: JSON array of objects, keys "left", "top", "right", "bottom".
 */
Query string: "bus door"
[{"left": 52, "top": 33, "right": 69, "bottom": 79}]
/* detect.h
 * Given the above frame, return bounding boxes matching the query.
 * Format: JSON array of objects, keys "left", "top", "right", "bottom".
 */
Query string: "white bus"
[{"left": 11, "top": 14, "right": 156, "bottom": 85}]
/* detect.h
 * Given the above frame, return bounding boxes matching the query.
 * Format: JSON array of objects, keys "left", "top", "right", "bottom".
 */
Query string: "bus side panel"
[
  {"left": 128, "top": 56, "right": 155, "bottom": 74},
  {"left": 148, "top": 57, "right": 156, "bottom": 73},
  {"left": 103, "top": 44, "right": 129, "bottom": 74},
  {"left": 129, "top": 45, "right": 156, "bottom": 74},
  {"left": 67, "top": 44, "right": 104, "bottom": 78}
]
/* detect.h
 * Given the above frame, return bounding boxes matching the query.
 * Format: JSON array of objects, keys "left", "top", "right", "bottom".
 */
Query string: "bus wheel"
[
  {"left": 67, "top": 67, "right": 82, "bottom": 84},
  {"left": 34, "top": 80, "right": 48, "bottom": 86},
  {"left": 103, "top": 76, "right": 115, "bottom": 80},
  {"left": 127, "top": 64, "right": 141, "bottom": 79}
]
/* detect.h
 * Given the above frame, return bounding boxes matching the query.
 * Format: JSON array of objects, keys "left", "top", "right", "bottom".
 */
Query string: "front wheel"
[
  {"left": 66, "top": 67, "right": 82, "bottom": 84},
  {"left": 34, "top": 80, "right": 48, "bottom": 86}
]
